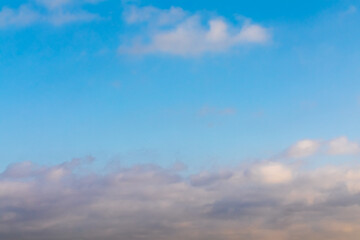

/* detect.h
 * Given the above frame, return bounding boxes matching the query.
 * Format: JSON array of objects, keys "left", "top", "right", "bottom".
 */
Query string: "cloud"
[
  {"left": 286, "top": 139, "right": 321, "bottom": 158},
  {"left": 120, "top": 6, "right": 271, "bottom": 56},
  {"left": 46, "top": 9, "right": 99, "bottom": 25},
  {"left": 0, "top": 0, "right": 99, "bottom": 28},
  {"left": 0, "top": 5, "right": 40, "bottom": 28},
  {"left": 1, "top": 157, "right": 360, "bottom": 239},
  {"left": 35, "top": 0, "right": 104, "bottom": 10},
  {"left": 35, "top": 0, "right": 73, "bottom": 9},
  {"left": 250, "top": 162, "right": 293, "bottom": 184},
  {"left": 283, "top": 137, "right": 360, "bottom": 159},
  {"left": 124, "top": 5, "right": 187, "bottom": 26},
  {"left": 327, "top": 136, "right": 360, "bottom": 155}
]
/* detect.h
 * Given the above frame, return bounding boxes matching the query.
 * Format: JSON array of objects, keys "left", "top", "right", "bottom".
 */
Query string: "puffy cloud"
[
  {"left": 327, "top": 136, "right": 360, "bottom": 155},
  {"left": 286, "top": 139, "right": 321, "bottom": 158},
  {"left": 251, "top": 162, "right": 293, "bottom": 184},
  {"left": 0, "top": 159, "right": 360, "bottom": 239},
  {"left": 120, "top": 6, "right": 271, "bottom": 56},
  {"left": 283, "top": 137, "right": 360, "bottom": 159}
]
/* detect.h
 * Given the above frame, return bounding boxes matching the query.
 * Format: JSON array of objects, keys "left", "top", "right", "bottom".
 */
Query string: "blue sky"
[
  {"left": 3, "top": 1, "right": 360, "bottom": 239},
  {"left": 1, "top": 0, "right": 360, "bottom": 171}
]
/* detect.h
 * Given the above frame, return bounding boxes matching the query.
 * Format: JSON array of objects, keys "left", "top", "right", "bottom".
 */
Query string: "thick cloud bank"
[{"left": 1, "top": 157, "right": 360, "bottom": 240}]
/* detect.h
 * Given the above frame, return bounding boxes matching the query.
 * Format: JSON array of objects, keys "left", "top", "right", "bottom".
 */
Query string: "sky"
[{"left": 1, "top": 0, "right": 360, "bottom": 239}]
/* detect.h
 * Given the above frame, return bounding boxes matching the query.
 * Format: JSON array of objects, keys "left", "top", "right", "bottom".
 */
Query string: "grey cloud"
[
  {"left": 0, "top": 160, "right": 360, "bottom": 239},
  {"left": 190, "top": 170, "right": 233, "bottom": 186}
]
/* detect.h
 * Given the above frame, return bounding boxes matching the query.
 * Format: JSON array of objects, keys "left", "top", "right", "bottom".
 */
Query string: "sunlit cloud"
[
  {"left": 286, "top": 139, "right": 321, "bottom": 158},
  {"left": 327, "top": 136, "right": 360, "bottom": 155},
  {"left": 120, "top": 5, "right": 271, "bottom": 56},
  {"left": 284, "top": 137, "right": 360, "bottom": 159}
]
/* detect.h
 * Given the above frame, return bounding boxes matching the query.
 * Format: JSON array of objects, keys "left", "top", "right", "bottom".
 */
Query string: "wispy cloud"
[
  {"left": 124, "top": 5, "right": 187, "bottom": 26},
  {"left": 0, "top": 0, "right": 100, "bottom": 28},
  {"left": 0, "top": 5, "right": 40, "bottom": 28},
  {"left": 120, "top": 5, "right": 271, "bottom": 56}
]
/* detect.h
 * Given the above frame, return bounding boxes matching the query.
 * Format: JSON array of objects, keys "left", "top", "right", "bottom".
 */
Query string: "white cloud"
[
  {"left": 327, "top": 136, "right": 360, "bottom": 155},
  {"left": 251, "top": 162, "right": 293, "bottom": 184},
  {"left": 283, "top": 137, "right": 360, "bottom": 159},
  {"left": 0, "top": 0, "right": 99, "bottom": 28},
  {"left": 286, "top": 139, "right": 321, "bottom": 158},
  {"left": 120, "top": 6, "right": 271, "bottom": 56}
]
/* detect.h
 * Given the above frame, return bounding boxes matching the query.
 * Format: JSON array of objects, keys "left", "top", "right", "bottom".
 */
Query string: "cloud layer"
[
  {"left": 1, "top": 142, "right": 360, "bottom": 240},
  {"left": 120, "top": 6, "right": 271, "bottom": 56}
]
